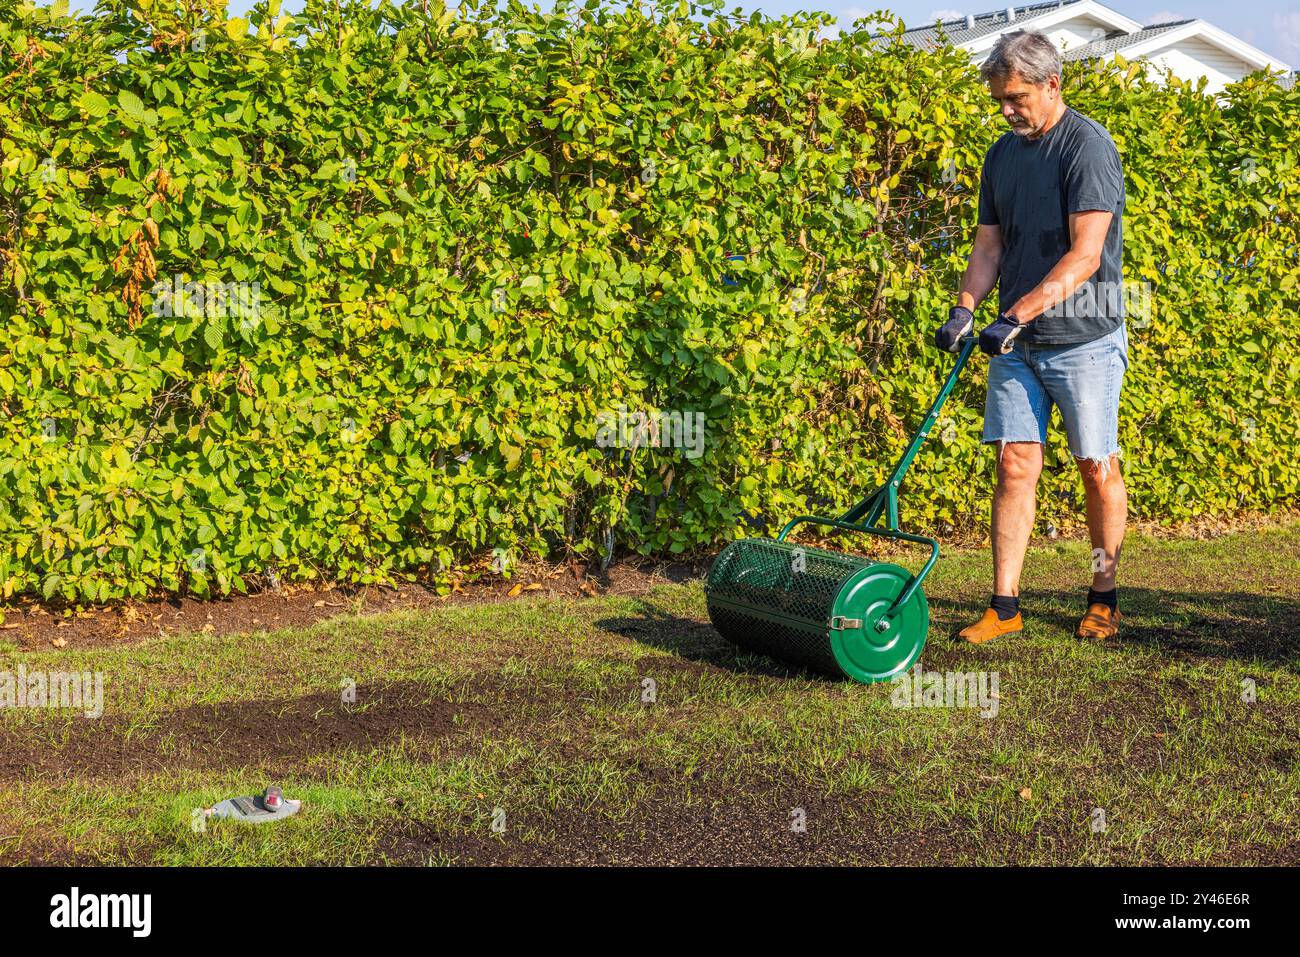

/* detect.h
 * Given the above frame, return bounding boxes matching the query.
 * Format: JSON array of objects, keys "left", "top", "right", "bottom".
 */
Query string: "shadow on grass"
[
  {"left": 602, "top": 586, "right": 1299, "bottom": 678},
  {"left": 930, "top": 587, "right": 1300, "bottom": 669},
  {"left": 594, "top": 599, "right": 842, "bottom": 683}
]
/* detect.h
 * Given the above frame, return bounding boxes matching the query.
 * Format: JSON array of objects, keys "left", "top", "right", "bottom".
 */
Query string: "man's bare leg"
[
  {"left": 992, "top": 441, "right": 1044, "bottom": 597},
  {"left": 1078, "top": 453, "right": 1126, "bottom": 590},
  {"left": 961, "top": 441, "right": 1043, "bottom": 643}
]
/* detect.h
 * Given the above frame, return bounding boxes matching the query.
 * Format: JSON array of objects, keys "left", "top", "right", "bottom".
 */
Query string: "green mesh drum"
[{"left": 705, "top": 537, "right": 929, "bottom": 682}]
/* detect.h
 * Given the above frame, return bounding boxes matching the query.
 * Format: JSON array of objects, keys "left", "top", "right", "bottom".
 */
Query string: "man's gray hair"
[{"left": 979, "top": 29, "right": 1063, "bottom": 85}]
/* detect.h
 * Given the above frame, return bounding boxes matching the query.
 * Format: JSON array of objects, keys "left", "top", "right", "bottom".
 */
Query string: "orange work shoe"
[
  {"left": 958, "top": 608, "right": 1023, "bottom": 644},
  {"left": 1077, "top": 603, "right": 1122, "bottom": 639}
]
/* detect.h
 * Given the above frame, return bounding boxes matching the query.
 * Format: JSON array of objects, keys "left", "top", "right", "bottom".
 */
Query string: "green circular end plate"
[{"left": 828, "top": 563, "right": 930, "bottom": 683}]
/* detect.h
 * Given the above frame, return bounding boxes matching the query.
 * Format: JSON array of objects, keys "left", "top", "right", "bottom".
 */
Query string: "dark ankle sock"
[
  {"left": 1088, "top": 587, "right": 1117, "bottom": 611},
  {"left": 990, "top": 594, "right": 1020, "bottom": 621}
]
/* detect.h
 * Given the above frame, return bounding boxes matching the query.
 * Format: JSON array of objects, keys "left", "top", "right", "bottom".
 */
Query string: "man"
[{"left": 935, "top": 29, "right": 1129, "bottom": 643}]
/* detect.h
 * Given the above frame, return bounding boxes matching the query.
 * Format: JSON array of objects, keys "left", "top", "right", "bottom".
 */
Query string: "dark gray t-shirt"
[{"left": 977, "top": 105, "right": 1126, "bottom": 345}]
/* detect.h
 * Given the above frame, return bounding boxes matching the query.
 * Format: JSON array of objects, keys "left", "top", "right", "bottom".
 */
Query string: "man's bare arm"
[
  {"left": 957, "top": 224, "right": 1003, "bottom": 312},
  {"left": 1005, "top": 210, "right": 1112, "bottom": 324},
  {"left": 935, "top": 224, "right": 1005, "bottom": 351}
]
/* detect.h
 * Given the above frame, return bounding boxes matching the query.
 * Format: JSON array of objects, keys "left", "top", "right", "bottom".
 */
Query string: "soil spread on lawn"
[{"left": 0, "top": 558, "right": 710, "bottom": 653}]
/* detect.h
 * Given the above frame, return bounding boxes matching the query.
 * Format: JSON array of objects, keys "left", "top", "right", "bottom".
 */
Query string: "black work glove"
[
  {"left": 978, "top": 313, "right": 1024, "bottom": 356},
  {"left": 935, "top": 306, "right": 973, "bottom": 353}
]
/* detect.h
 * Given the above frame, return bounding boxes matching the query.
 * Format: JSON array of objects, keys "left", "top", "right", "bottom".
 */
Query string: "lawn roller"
[{"left": 705, "top": 335, "right": 978, "bottom": 683}]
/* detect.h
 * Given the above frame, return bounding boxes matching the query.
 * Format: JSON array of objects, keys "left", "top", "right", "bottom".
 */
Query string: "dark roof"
[
  {"left": 1061, "top": 19, "right": 1196, "bottom": 60},
  {"left": 888, "top": 0, "right": 1086, "bottom": 50}
]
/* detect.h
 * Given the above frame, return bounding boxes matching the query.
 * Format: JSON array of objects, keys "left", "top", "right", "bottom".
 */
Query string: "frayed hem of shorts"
[
  {"left": 984, "top": 438, "right": 1044, "bottom": 467},
  {"left": 1072, "top": 448, "right": 1123, "bottom": 483}
]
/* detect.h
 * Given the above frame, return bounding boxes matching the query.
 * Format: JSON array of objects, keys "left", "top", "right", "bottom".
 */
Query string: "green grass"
[{"left": 1, "top": 522, "right": 1297, "bottom": 865}]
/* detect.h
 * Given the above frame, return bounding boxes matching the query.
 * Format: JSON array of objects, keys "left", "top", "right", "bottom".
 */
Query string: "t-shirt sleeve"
[
  {"left": 1065, "top": 134, "right": 1123, "bottom": 214},
  {"left": 977, "top": 149, "right": 999, "bottom": 226}
]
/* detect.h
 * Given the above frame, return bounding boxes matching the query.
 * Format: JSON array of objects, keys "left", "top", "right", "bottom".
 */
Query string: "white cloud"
[
  {"left": 927, "top": 9, "right": 966, "bottom": 23},
  {"left": 1273, "top": 12, "right": 1300, "bottom": 59}
]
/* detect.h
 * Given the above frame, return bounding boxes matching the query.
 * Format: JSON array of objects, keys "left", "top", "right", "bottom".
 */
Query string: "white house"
[{"left": 882, "top": 0, "right": 1292, "bottom": 95}]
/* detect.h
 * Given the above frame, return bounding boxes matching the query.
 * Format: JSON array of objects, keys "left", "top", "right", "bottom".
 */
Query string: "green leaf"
[
  {"left": 204, "top": 322, "right": 223, "bottom": 350},
  {"left": 79, "top": 91, "right": 111, "bottom": 117},
  {"left": 118, "top": 90, "right": 146, "bottom": 121}
]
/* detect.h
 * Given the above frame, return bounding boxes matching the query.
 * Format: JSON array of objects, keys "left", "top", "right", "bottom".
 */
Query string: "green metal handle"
[
  {"left": 774, "top": 335, "right": 977, "bottom": 624},
  {"left": 840, "top": 335, "right": 978, "bottom": 530}
]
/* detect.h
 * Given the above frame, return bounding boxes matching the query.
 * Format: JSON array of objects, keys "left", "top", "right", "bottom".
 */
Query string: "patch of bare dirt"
[
  {"left": 375, "top": 779, "right": 989, "bottom": 866},
  {"left": 0, "top": 557, "right": 710, "bottom": 653},
  {"left": 0, "top": 832, "right": 98, "bottom": 866},
  {"left": 0, "top": 680, "right": 489, "bottom": 784}
]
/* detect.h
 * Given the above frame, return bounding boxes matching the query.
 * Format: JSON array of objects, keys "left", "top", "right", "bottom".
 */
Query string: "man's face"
[{"left": 988, "top": 71, "right": 1061, "bottom": 138}]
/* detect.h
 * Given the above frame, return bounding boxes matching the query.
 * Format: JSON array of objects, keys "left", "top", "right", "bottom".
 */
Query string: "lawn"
[{"left": 1, "top": 522, "right": 1296, "bottom": 865}]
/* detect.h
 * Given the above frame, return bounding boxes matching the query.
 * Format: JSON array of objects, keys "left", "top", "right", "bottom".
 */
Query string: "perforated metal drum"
[{"left": 705, "top": 537, "right": 929, "bottom": 683}]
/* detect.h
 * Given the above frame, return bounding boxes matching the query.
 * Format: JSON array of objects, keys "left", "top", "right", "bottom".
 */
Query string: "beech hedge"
[{"left": 0, "top": 0, "right": 1295, "bottom": 602}]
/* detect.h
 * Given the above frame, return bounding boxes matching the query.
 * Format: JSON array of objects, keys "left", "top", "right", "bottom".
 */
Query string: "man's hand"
[
  {"left": 978, "top": 313, "right": 1024, "bottom": 356},
  {"left": 935, "top": 306, "right": 974, "bottom": 353}
]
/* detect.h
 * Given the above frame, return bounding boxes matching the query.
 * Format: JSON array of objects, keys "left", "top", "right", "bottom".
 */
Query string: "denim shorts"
[{"left": 982, "top": 323, "right": 1129, "bottom": 463}]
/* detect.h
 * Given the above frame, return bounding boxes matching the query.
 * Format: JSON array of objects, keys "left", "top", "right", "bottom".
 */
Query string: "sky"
[{"left": 50, "top": 0, "right": 1300, "bottom": 66}]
